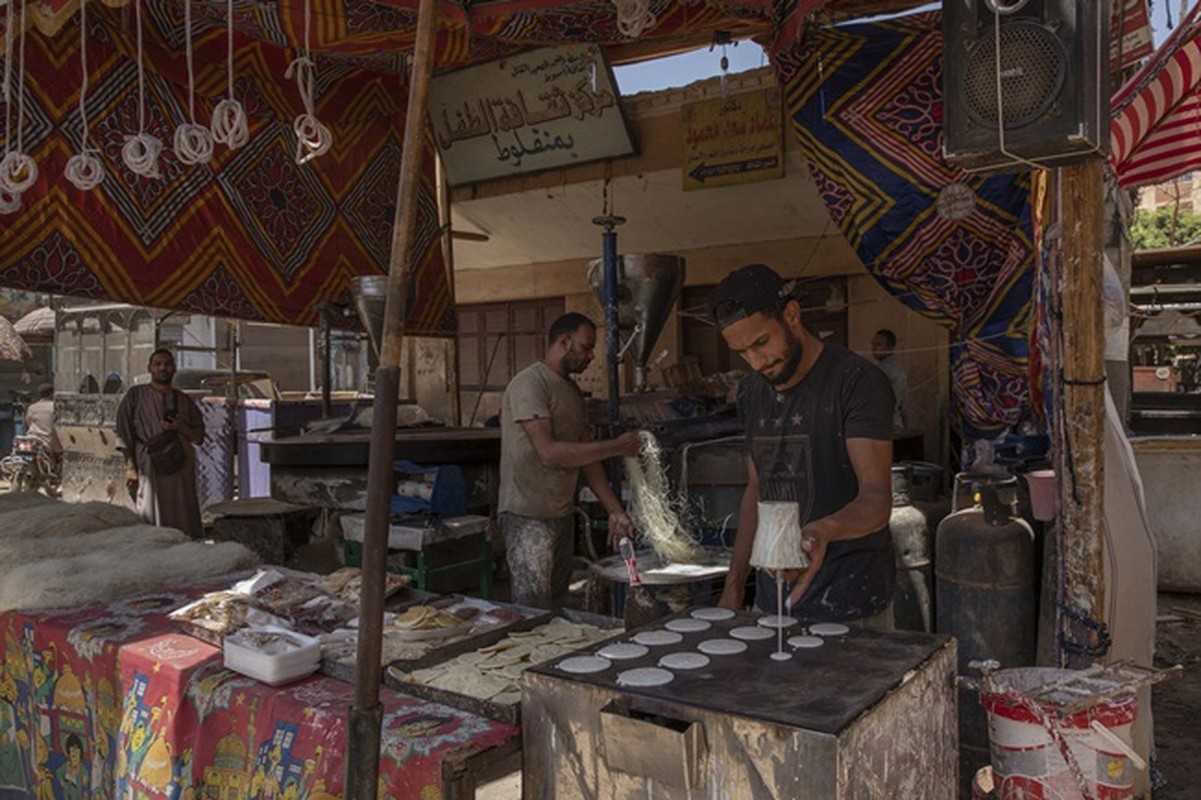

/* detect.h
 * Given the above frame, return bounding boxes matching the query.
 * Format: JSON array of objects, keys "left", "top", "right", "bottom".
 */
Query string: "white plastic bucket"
[
  {"left": 1023, "top": 470, "right": 1057, "bottom": 522},
  {"left": 982, "top": 667, "right": 1138, "bottom": 800}
]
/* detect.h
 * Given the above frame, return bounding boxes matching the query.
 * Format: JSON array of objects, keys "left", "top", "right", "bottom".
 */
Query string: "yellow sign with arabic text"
[
  {"left": 682, "top": 88, "right": 783, "bottom": 191},
  {"left": 430, "top": 44, "right": 635, "bottom": 186}
]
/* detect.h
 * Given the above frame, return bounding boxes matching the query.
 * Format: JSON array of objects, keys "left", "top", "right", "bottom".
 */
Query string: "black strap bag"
[{"left": 143, "top": 391, "right": 187, "bottom": 475}]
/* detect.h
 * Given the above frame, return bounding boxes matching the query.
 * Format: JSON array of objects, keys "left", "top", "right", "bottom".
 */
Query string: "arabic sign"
[
  {"left": 430, "top": 44, "right": 635, "bottom": 186},
  {"left": 682, "top": 87, "right": 784, "bottom": 191}
]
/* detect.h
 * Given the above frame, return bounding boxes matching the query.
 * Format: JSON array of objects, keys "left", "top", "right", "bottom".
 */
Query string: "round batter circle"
[
  {"left": 729, "top": 625, "right": 774, "bottom": 641},
  {"left": 810, "top": 622, "right": 850, "bottom": 637},
  {"left": 558, "top": 655, "right": 611, "bottom": 674},
  {"left": 617, "top": 667, "right": 675, "bottom": 687},
  {"left": 633, "top": 630, "right": 684, "bottom": 647},
  {"left": 691, "top": 607, "right": 735, "bottom": 621},
  {"left": 665, "top": 617, "right": 711, "bottom": 633},
  {"left": 697, "top": 638, "right": 748, "bottom": 656},
  {"left": 659, "top": 651, "right": 710, "bottom": 670},
  {"left": 597, "top": 642, "right": 650, "bottom": 660},
  {"left": 788, "top": 635, "right": 824, "bottom": 649},
  {"left": 770, "top": 651, "right": 793, "bottom": 661},
  {"left": 757, "top": 615, "right": 800, "bottom": 629}
]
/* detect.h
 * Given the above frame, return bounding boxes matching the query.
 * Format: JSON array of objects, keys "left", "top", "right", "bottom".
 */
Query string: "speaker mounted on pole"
[{"left": 942, "top": 0, "right": 1109, "bottom": 173}]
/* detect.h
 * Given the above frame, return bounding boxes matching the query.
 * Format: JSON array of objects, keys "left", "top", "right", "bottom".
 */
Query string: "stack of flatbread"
[
  {"left": 390, "top": 617, "right": 615, "bottom": 705},
  {"left": 386, "top": 605, "right": 469, "bottom": 640}
]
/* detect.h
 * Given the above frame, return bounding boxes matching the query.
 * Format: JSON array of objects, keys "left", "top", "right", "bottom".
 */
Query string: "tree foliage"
[{"left": 1130, "top": 206, "right": 1201, "bottom": 250}]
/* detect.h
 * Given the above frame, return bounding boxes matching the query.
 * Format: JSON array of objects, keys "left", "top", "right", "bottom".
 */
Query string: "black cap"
[{"left": 707, "top": 264, "right": 791, "bottom": 328}]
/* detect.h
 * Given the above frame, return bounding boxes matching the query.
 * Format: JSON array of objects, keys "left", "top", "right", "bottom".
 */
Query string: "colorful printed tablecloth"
[{"left": 0, "top": 583, "right": 520, "bottom": 800}]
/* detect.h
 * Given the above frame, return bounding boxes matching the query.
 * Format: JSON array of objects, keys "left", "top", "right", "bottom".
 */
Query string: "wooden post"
[
  {"left": 1056, "top": 159, "right": 1108, "bottom": 668},
  {"left": 346, "top": 0, "right": 439, "bottom": 796}
]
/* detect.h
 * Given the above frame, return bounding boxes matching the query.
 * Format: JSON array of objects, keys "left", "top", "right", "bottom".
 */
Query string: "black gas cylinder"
[
  {"left": 890, "top": 465, "right": 934, "bottom": 633},
  {"left": 935, "top": 476, "right": 1037, "bottom": 788}
]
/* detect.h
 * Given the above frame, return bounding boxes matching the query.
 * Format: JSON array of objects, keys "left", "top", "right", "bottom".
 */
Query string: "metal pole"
[
  {"left": 592, "top": 214, "right": 625, "bottom": 428},
  {"left": 346, "top": 0, "right": 439, "bottom": 795}
]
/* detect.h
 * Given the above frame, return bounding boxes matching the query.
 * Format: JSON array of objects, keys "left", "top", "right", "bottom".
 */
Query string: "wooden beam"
[
  {"left": 346, "top": 0, "right": 440, "bottom": 796},
  {"left": 1057, "top": 159, "right": 1108, "bottom": 668}
]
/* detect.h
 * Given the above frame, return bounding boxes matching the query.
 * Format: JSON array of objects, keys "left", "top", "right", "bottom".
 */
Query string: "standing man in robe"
[{"left": 116, "top": 349, "right": 206, "bottom": 538}]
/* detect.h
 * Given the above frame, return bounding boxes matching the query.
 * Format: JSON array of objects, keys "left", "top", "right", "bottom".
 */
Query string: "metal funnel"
[
  {"left": 349, "top": 274, "right": 390, "bottom": 358},
  {"left": 586, "top": 253, "right": 685, "bottom": 390}
]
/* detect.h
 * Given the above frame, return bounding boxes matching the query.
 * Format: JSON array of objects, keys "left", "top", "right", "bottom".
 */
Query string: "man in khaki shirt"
[{"left": 499, "top": 312, "right": 640, "bottom": 609}]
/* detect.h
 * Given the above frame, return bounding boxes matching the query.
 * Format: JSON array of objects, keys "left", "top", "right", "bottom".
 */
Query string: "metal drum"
[{"left": 935, "top": 476, "right": 1037, "bottom": 789}]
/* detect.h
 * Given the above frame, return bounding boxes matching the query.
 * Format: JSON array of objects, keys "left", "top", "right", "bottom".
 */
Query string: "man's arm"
[
  {"left": 718, "top": 456, "right": 760, "bottom": 610},
  {"left": 518, "top": 417, "right": 639, "bottom": 469},
  {"left": 581, "top": 462, "right": 635, "bottom": 548},
  {"left": 786, "top": 437, "right": 892, "bottom": 606}
]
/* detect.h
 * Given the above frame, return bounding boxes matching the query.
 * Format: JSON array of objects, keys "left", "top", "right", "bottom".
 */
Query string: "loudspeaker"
[{"left": 942, "top": 0, "right": 1108, "bottom": 173}]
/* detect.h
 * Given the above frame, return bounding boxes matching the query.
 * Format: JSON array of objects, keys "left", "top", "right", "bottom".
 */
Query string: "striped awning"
[{"left": 1111, "top": 3, "right": 1201, "bottom": 189}]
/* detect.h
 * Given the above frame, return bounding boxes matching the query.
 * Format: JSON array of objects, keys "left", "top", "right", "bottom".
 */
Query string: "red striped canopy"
[{"left": 1111, "top": 2, "right": 1201, "bottom": 189}]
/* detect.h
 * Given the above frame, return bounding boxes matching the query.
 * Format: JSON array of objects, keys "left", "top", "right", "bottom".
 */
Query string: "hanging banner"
[
  {"left": 430, "top": 44, "right": 636, "bottom": 185},
  {"left": 682, "top": 87, "right": 784, "bottom": 191}
]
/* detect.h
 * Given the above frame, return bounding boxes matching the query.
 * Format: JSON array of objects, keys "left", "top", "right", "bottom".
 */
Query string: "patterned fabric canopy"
[
  {"left": 0, "top": 2, "right": 451, "bottom": 331},
  {"left": 773, "top": 11, "right": 1036, "bottom": 438},
  {"left": 1111, "top": 2, "right": 1201, "bottom": 189}
]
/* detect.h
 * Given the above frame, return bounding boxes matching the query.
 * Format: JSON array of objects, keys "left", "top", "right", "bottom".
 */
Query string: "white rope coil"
[
  {"left": 122, "top": 133, "right": 163, "bottom": 178},
  {"left": 0, "top": 151, "right": 37, "bottom": 193},
  {"left": 0, "top": 187, "right": 21, "bottom": 215},
  {"left": 64, "top": 150, "right": 105, "bottom": 191},
  {"left": 292, "top": 113, "right": 331, "bottom": 163},
  {"left": 173, "top": 122, "right": 213, "bottom": 165},
  {"left": 211, "top": 98, "right": 248, "bottom": 149},
  {"left": 612, "top": 0, "right": 655, "bottom": 38}
]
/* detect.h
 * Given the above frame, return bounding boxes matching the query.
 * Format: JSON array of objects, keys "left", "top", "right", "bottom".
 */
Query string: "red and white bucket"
[{"left": 982, "top": 667, "right": 1138, "bottom": 800}]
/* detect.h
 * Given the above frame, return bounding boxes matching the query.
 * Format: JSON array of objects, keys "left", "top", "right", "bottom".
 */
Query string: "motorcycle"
[{"left": 2, "top": 433, "right": 61, "bottom": 495}]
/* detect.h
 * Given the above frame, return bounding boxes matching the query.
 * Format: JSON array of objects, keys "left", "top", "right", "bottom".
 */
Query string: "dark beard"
[
  {"left": 150, "top": 372, "right": 172, "bottom": 386},
  {"left": 765, "top": 325, "right": 804, "bottom": 386}
]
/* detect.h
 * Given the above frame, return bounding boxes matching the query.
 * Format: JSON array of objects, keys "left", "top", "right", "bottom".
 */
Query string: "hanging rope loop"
[
  {"left": 65, "top": 150, "right": 105, "bottom": 191},
  {"left": 122, "top": 133, "right": 163, "bottom": 179},
  {"left": 2, "top": 0, "right": 38, "bottom": 195},
  {"left": 286, "top": 0, "right": 332, "bottom": 164},
  {"left": 121, "top": 0, "right": 163, "bottom": 178},
  {"left": 211, "top": 0, "right": 249, "bottom": 150},
  {"left": 174, "top": 0, "right": 214, "bottom": 164},
  {"left": 65, "top": 0, "right": 105, "bottom": 190}
]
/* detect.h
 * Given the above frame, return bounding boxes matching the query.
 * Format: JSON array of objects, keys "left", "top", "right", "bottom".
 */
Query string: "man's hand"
[
  {"left": 613, "top": 431, "right": 642, "bottom": 458},
  {"left": 607, "top": 511, "right": 634, "bottom": 550},
  {"left": 125, "top": 464, "right": 139, "bottom": 498},
  {"left": 784, "top": 526, "right": 829, "bottom": 609}
]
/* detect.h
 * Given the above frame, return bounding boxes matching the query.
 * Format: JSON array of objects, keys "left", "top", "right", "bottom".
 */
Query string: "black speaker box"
[{"left": 942, "top": 0, "right": 1109, "bottom": 172}]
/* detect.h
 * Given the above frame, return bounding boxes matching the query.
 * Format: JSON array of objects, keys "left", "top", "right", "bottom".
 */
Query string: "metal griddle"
[{"left": 529, "top": 609, "right": 951, "bottom": 735}]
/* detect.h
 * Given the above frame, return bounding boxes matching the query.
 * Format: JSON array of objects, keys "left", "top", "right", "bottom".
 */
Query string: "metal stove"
[{"left": 522, "top": 610, "right": 957, "bottom": 799}]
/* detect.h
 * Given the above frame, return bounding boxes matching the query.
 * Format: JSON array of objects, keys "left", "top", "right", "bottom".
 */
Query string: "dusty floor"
[{"left": 1151, "top": 592, "right": 1201, "bottom": 799}]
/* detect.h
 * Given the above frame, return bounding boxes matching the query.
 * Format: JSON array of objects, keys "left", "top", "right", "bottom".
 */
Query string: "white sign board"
[{"left": 429, "top": 44, "right": 635, "bottom": 186}]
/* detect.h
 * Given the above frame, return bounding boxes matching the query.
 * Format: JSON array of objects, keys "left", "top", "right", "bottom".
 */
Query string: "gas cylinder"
[
  {"left": 890, "top": 465, "right": 934, "bottom": 632},
  {"left": 935, "top": 476, "right": 1037, "bottom": 788}
]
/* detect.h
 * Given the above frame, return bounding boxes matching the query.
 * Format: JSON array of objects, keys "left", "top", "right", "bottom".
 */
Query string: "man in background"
[
  {"left": 872, "top": 329, "right": 907, "bottom": 433},
  {"left": 499, "top": 312, "right": 641, "bottom": 610},
  {"left": 24, "top": 383, "right": 61, "bottom": 457},
  {"left": 116, "top": 349, "right": 206, "bottom": 538}
]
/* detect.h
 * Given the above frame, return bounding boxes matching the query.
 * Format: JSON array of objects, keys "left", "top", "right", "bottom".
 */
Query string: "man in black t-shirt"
[{"left": 708, "top": 264, "right": 897, "bottom": 625}]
